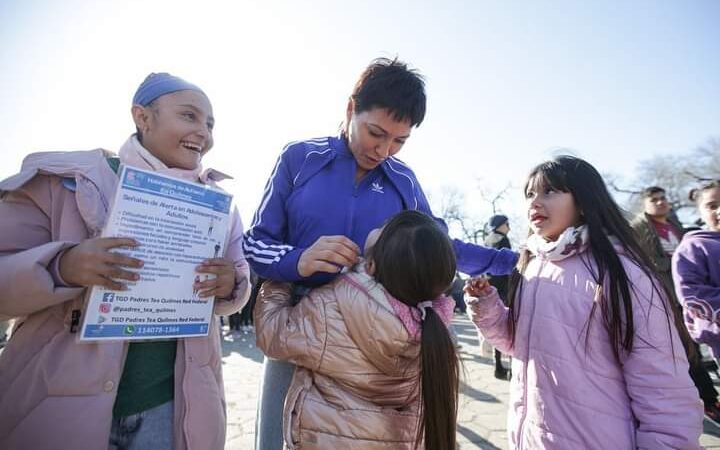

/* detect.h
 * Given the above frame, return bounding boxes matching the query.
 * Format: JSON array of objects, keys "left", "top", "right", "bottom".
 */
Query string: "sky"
[{"left": 1, "top": 0, "right": 718, "bottom": 243}]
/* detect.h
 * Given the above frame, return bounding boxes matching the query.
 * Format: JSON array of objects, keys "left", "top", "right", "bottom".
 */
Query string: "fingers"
[
  {"left": 106, "top": 252, "right": 144, "bottom": 269},
  {"left": 314, "top": 238, "right": 360, "bottom": 266},
  {"left": 194, "top": 258, "right": 235, "bottom": 298},
  {"left": 195, "top": 276, "right": 234, "bottom": 298},
  {"left": 320, "top": 236, "right": 361, "bottom": 255},
  {"left": 98, "top": 237, "right": 139, "bottom": 249},
  {"left": 308, "top": 260, "right": 345, "bottom": 275},
  {"left": 315, "top": 248, "right": 356, "bottom": 268},
  {"left": 196, "top": 258, "right": 233, "bottom": 274},
  {"left": 88, "top": 273, "right": 127, "bottom": 291},
  {"left": 199, "top": 258, "right": 231, "bottom": 267},
  {"left": 105, "top": 265, "right": 140, "bottom": 282},
  {"left": 197, "top": 285, "right": 223, "bottom": 299},
  {"left": 464, "top": 277, "right": 491, "bottom": 296}
]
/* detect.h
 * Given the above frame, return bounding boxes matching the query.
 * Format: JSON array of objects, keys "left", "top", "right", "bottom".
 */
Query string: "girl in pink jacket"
[
  {"left": 465, "top": 156, "right": 703, "bottom": 449},
  {"left": 0, "top": 73, "right": 250, "bottom": 450},
  {"left": 255, "top": 210, "right": 459, "bottom": 450}
]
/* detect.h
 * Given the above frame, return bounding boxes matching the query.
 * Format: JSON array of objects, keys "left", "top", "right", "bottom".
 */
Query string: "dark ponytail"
[
  {"left": 370, "top": 210, "right": 459, "bottom": 449},
  {"left": 418, "top": 308, "right": 459, "bottom": 450}
]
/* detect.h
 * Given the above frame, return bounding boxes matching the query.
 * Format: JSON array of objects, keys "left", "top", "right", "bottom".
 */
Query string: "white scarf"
[
  {"left": 526, "top": 225, "right": 589, "bottom": 261},
  {"left": 117, "top": 134, "right": 231, "bottom": 184}
]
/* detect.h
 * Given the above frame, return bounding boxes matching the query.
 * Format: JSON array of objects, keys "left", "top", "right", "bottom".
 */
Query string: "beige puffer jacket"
[{"left": 255, "top": 266, "right": 452, "bottom": 450}]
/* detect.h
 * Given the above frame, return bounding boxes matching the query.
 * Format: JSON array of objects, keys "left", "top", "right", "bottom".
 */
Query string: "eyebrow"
[{"left": 368, "top": 123, "right": 410, "bottom": 139}]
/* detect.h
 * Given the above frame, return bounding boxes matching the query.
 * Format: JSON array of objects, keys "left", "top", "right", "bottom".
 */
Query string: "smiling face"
[
  {"left": 345, "top": 104, "right": 412, "bottom": 178},
  {"left": 525, "top": 176, "right": 581, "bottom": 241},
  {"left": 132, "top": 90, "right": 214, "bottom": 170},
  {"left": 698, "top": 187, "right": 720, "bottom": 232}
]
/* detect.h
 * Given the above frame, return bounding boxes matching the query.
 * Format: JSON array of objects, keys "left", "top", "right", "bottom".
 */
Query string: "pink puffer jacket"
[
  {"left": 0, "top": 149, "right": 250, "bottom": 450},
  {"left": 467, "top": 249, "right": 703, "bottom": 450}
]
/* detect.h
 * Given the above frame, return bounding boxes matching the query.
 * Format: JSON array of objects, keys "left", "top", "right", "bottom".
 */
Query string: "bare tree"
[
  {"left": 436, "top": 186, "right": 485, "bottom": 244},
  {"left": 478, "top": 183, "right": 512, "bottom": 215},
  {"left": 607, "top": 136, "right": 720, "bottom": 215}
]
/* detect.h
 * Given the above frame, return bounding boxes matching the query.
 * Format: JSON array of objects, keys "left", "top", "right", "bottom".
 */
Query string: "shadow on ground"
[
  {"left": 461, "top": 380, "right": 501, "bottom": 403},
  {"left": 457, "top": 424, "right": 503, "bottom": 450},
  {"left": 221, "top": 331, "right": 264, "bottom": 363}
]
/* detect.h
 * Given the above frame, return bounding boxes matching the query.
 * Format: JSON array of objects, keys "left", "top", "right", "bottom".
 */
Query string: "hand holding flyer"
[{"left": 80, "top": 166, "right": 233, "bottom": 341}]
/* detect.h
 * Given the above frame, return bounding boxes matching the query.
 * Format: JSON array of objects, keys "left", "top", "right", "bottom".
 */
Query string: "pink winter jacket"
[
  {"left": 467, "top": 249, "right": 703, "bottom": 450},
  {"left": 0, "top": 149, "right": 251, "bottom": 450}
]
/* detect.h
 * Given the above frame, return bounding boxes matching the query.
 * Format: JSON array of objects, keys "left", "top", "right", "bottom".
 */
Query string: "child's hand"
[
  {"left": 195, "top": 258, "right": 236, "bottom": 299},
  {"left": 464, "top": 276, "right": 493, "bottom": 298},
  {"left": 59, "top": 237, "right": 143, "bottom": 290}
]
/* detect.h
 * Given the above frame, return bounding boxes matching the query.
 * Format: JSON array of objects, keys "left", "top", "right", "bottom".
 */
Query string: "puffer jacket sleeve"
[
  {"left": 621, "top": 273, "right": 703, "bottom": 450},
  {"left": 672, "top": 238, "right": 720, "bottom": 351},
  {"left": 214, "top": 205, "right": 251, "bottom": 316},
  {"left": 254, "top": 280, "right": 327, "bottom": 370},
  {"left": 0, "top": 176, "right": 84, "bottom": 319},
  {"left": 465, "top": 288, "right": 514, "bottom": 354}
]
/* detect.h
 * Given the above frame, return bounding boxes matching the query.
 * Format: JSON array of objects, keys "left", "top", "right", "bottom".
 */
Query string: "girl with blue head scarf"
[{"left": 0, "top": 73, "right": 251, "bottom": 450}]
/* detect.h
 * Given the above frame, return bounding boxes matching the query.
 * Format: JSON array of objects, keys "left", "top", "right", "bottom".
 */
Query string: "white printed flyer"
[{"left": 80, "top": 166, "right": 232, "bottom": 341}]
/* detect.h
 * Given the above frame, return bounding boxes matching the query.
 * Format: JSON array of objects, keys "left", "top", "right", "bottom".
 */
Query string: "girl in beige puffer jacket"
[{"left": 255, "top": 210, "right": 460, "bottom": 450}]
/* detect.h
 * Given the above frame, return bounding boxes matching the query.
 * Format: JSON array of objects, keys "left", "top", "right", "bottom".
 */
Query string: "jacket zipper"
[
  {"left": 347, "top": 164, "right": 362, "bottom": 240},
  {"left": 516, "top": 258, "right": 546, "bottom": 450}
]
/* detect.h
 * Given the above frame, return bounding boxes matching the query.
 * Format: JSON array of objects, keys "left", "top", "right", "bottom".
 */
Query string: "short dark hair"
[
  {"left": 350, "top": 57, "right": 427, "bottom": 127},
  {"left": 641, "top": 186, "right": 666, "bottom": 199},
  {"left": 370, "top": 210, "right": 455, "bottom": 304}
]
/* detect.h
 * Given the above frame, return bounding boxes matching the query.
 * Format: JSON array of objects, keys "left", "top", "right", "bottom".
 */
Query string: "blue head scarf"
[{"left": 132, "top": 72, "right": 206, "bottom": 106}]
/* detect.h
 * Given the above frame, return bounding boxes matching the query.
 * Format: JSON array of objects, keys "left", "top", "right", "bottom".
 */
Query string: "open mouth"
[
  {"left": 530, "top": 213, "right": 547, "bottom": 224},
  {"left": 181, "top": 141, "right": 203, "bottom": 153}
]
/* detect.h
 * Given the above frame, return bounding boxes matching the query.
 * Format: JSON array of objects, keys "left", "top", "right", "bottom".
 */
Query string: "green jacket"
[{"left": 630, "top": 212, "right": 685, "bottom": 277}]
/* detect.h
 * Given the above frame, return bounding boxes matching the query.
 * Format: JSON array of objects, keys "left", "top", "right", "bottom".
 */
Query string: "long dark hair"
[
  {"left": 507, "top": 156, "right": 679, "bottom": 361},
  {"left": 370, "top": 210, "right": 458, "bottom": 450}
]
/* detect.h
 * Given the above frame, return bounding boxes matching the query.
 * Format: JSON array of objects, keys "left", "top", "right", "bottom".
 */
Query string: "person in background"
[
  {"left": 631, "top": 185, "right": 720, "bottom": 424},
  {"left": 484, "top": 214, "right": 513, "bottom": 380},
  {"left": 673, "top": 180, "right": 720, "bottom": 396}
]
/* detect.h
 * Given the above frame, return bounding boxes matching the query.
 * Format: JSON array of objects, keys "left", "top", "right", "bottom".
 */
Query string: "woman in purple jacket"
[
  {"left": 673, "top": 181, "right": 720, "bottom": 358},
  {"left": 245, "top": 57, "right": 517, "bottom": 449}
]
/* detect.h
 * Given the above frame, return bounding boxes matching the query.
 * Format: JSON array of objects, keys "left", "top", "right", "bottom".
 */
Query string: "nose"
[
  {"left": 196, "top": 123, "right": 210, "bottom": 138},
  {"left": 527, "top": 194, "right": 543, "bottom": 210},
  {"left": 375, "top": 140, "right": 393, "bottom": 159}
]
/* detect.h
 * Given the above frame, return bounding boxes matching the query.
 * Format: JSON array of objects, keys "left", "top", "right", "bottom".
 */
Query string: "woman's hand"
[
  {"left": 195, "top": 258, "right": 236, "bottom": 299},
  {"left": 464, "top": 276, "right": 494, "bottom": 298},
  {"left": 59, "top": 237, "right": 143, "bottom": 290},
  {"left": 297, "top": 235, "right": 360, "bottom": 278}
]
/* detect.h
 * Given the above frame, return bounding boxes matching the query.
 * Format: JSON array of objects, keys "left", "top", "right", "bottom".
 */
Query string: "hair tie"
[{"left": 417, "top": 301, "right": 434, "bottom": 321}]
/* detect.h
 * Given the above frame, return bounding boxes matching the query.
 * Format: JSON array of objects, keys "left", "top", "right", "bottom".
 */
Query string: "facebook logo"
[{"left": 102, "top": 293, "right": 115, "bottom": 302}]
